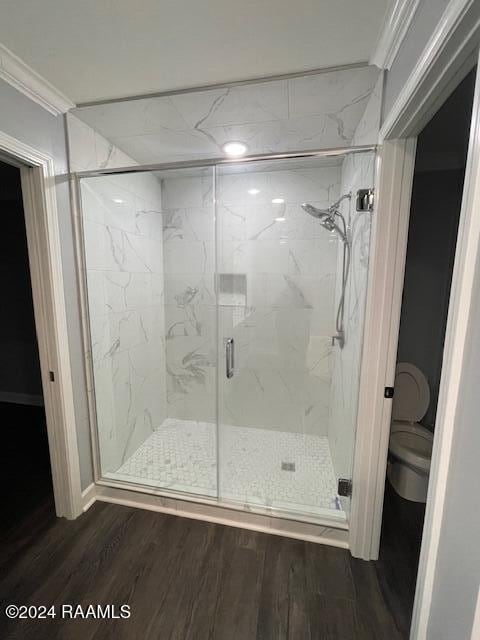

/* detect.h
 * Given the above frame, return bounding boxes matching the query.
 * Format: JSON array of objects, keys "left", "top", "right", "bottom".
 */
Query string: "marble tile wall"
[
  {"left": 161, "top": 163, "right": 342, "bottom": 435},
  {"left": 327, "top": 151, "right": 375, "bottom": 487},
  {"left": 160, "top": 169, "right": 217, "bottom": 424},
  {"left": 217, "top": 165, "right": 341, "bottom": 436},
  {"left": 75, "top": 115, "right": 167, "bottom": 473},
  {"left": 67, "top": 112, "right": 135, "bottom": 172},
  {"left": 69, "top": 65, "right": 383, "bottom": 480},
  {"left": 69, "top": 65, "right": 380, "bottom": 169},
  {"left": 326, "top": 79, "right": 381, "bottom": 486}
]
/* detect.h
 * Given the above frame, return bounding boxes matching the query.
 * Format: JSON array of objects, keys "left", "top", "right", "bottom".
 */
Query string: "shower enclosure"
[{"left": 78, "top": 148, "right": 375, "bottom": 527}]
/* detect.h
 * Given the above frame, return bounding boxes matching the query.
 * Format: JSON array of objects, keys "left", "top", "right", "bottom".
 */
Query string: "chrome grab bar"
[{"left": 225, "top": 338, "right": 234, "bottom": 379}]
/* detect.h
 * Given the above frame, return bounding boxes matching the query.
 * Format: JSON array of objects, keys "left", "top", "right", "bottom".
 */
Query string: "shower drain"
[{"left": 281, "top": 462, "right": 296, "bottom": 472}]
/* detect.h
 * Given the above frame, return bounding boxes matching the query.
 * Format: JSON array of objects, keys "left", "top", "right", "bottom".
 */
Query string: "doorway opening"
[
  {"left": 376, "top": 68, "right": 477, "bottom": 636},
  {"left": 0, "top": 159, "right": 55, "bottom": 541}
]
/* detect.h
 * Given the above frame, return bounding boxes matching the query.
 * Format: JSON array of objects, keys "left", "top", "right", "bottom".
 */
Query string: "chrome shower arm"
[{"left": 328, "top": 192, "right": 351, "bottom": 214}]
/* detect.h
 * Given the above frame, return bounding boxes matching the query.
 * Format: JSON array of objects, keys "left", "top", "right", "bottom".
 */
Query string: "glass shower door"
[
  {"left": 215, "top": 152, "right": 375, "bottom": 522},
  {"left": 79, "top": 150, "right": 375, "bottom": 521},
  {"left": 80, "top": 166, "right": 218, "bottom": 499}
]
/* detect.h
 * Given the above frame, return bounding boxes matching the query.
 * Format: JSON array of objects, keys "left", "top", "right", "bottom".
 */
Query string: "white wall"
[
  {"left": 426, "top": 249, "right": 480, "bottom": 639},
  {"left": 0, "top": 78, "right": 93, "bottom": 489}
]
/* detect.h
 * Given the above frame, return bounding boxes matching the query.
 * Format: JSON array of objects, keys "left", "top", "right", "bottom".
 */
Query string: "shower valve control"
[
  {"left": 338, "top": 478, "right": 352, "bottom": 497},
  {"left": 356, "top": 189, "right": 374, "bottom": 212}
]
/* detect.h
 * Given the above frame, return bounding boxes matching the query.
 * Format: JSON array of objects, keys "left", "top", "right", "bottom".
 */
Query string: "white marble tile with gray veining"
[
  {"left": 79, "top": 128, "right": 168, "bottom": 476},
  {"left": 70, "top": 65, "right": 380, "bottom": 170}
]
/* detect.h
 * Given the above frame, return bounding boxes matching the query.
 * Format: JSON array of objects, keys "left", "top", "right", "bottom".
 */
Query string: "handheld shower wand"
[{"left": 301, "top": 193, "right": 352, "bottom": 348}]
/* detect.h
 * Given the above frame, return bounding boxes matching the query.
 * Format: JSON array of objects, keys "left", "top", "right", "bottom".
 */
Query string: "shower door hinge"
[
  {"left": 356, "top": 189, "right": 374, "bottom": 212},
  {"left": 384, "top": 386, "right": 394, "bottom": 398},
  {"left": 338, "top": 478, "right": 352, "bottom": 497}
]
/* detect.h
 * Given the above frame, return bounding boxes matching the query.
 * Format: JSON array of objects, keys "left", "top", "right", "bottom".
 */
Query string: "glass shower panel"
[
  {"left": 79, "top": 166, "right": 218, "bottom": 498},
  {"left": 216, "top": 152, "right": 375, "bottom": 522}
]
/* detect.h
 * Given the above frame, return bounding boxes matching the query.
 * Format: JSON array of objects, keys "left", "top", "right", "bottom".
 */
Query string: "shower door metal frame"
[
  {"left": 73, "top": 143, "right": 376, "bottom": 537},
  {"left": 73, "top": 145, "right": 377, "bottom": 179}
]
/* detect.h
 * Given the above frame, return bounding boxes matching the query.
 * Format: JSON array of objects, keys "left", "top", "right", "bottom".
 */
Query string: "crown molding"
[
  {"left": 370, "top": 0, "right": 421, "bottom": 70},
  {"left": 0, "top": 42, "right": 75, "bottom": 115},
  {"left": 380, "top": 0, "right": 477, "bottom": 140}
]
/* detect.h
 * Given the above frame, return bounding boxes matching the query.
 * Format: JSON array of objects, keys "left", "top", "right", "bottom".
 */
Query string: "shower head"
[
  {"left": 301, "top": 202, "right": 347, "bottom": 243},
  {"left": 301, "top": 203, "right": 330, "bottom": 219},
  {"left": 301, "top": 193, "right": 351, "bottom": 220}
]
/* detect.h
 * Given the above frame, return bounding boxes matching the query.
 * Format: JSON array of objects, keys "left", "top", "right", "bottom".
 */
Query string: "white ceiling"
[{"left": 0, "top": 0, "right": 389, "bottom": 104}]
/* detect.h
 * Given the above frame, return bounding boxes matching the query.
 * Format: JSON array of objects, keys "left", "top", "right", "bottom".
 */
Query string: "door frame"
[
  {"left": 347, "top": 0, "right": 480, "bottom": 637},
  {"left": 350, "top": 0, "right": 480, "bottom": 561},
  {"left": 349, "top": 137, "right": 417, "bottom": 559},
  {"left": 409, "top": 58, "right": 480, "bottom": 640},
  {"left": 0, "top": 130, "right": 83, "bottom": 519}
]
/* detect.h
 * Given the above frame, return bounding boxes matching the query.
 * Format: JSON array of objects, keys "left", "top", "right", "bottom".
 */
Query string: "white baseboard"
[
  {"left": 0, "top": 391, "right": 44, "bottom": 406},
  {"left": 81, "top": 483, "right": 96, "bottom": 512},
  {"left": 94, "top": 483, "right": 349, "bottom": 548}
]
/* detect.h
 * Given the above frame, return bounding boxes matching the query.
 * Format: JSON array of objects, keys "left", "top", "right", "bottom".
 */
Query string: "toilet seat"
[
  {"left": 389, "top": 421, "right": 433, "bottom": 472},
  {"left": 388, "top": 363, "right": 433, "bottom": 501},
  {"left": 392, "top": 362, "right": 430, "bottom": 422}
]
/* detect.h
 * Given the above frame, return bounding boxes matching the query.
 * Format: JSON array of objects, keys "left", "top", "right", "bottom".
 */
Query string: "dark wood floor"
[
  {"left": 376, "top": 480, "right": 426, "bottom": 638},
  {"left": 0, "top": 499, "right": 408, "bottom": 640},
  {"left": 0, "top": 401, "right": 419, "bottom": 640}
]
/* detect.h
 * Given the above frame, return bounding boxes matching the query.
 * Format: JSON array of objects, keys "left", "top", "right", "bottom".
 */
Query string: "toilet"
[{"left": 387, "top": 362, "right": 434, "bottom": 503}]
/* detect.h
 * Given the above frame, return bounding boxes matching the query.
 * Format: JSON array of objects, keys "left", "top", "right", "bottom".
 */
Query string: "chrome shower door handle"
[{"left": 225, "top": 338, "right": 234, "bottom": 379}]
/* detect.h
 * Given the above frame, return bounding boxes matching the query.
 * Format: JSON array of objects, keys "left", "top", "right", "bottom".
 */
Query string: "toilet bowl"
[{"left": 387, "top": 363, "right": 433, "bottom": 502}]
